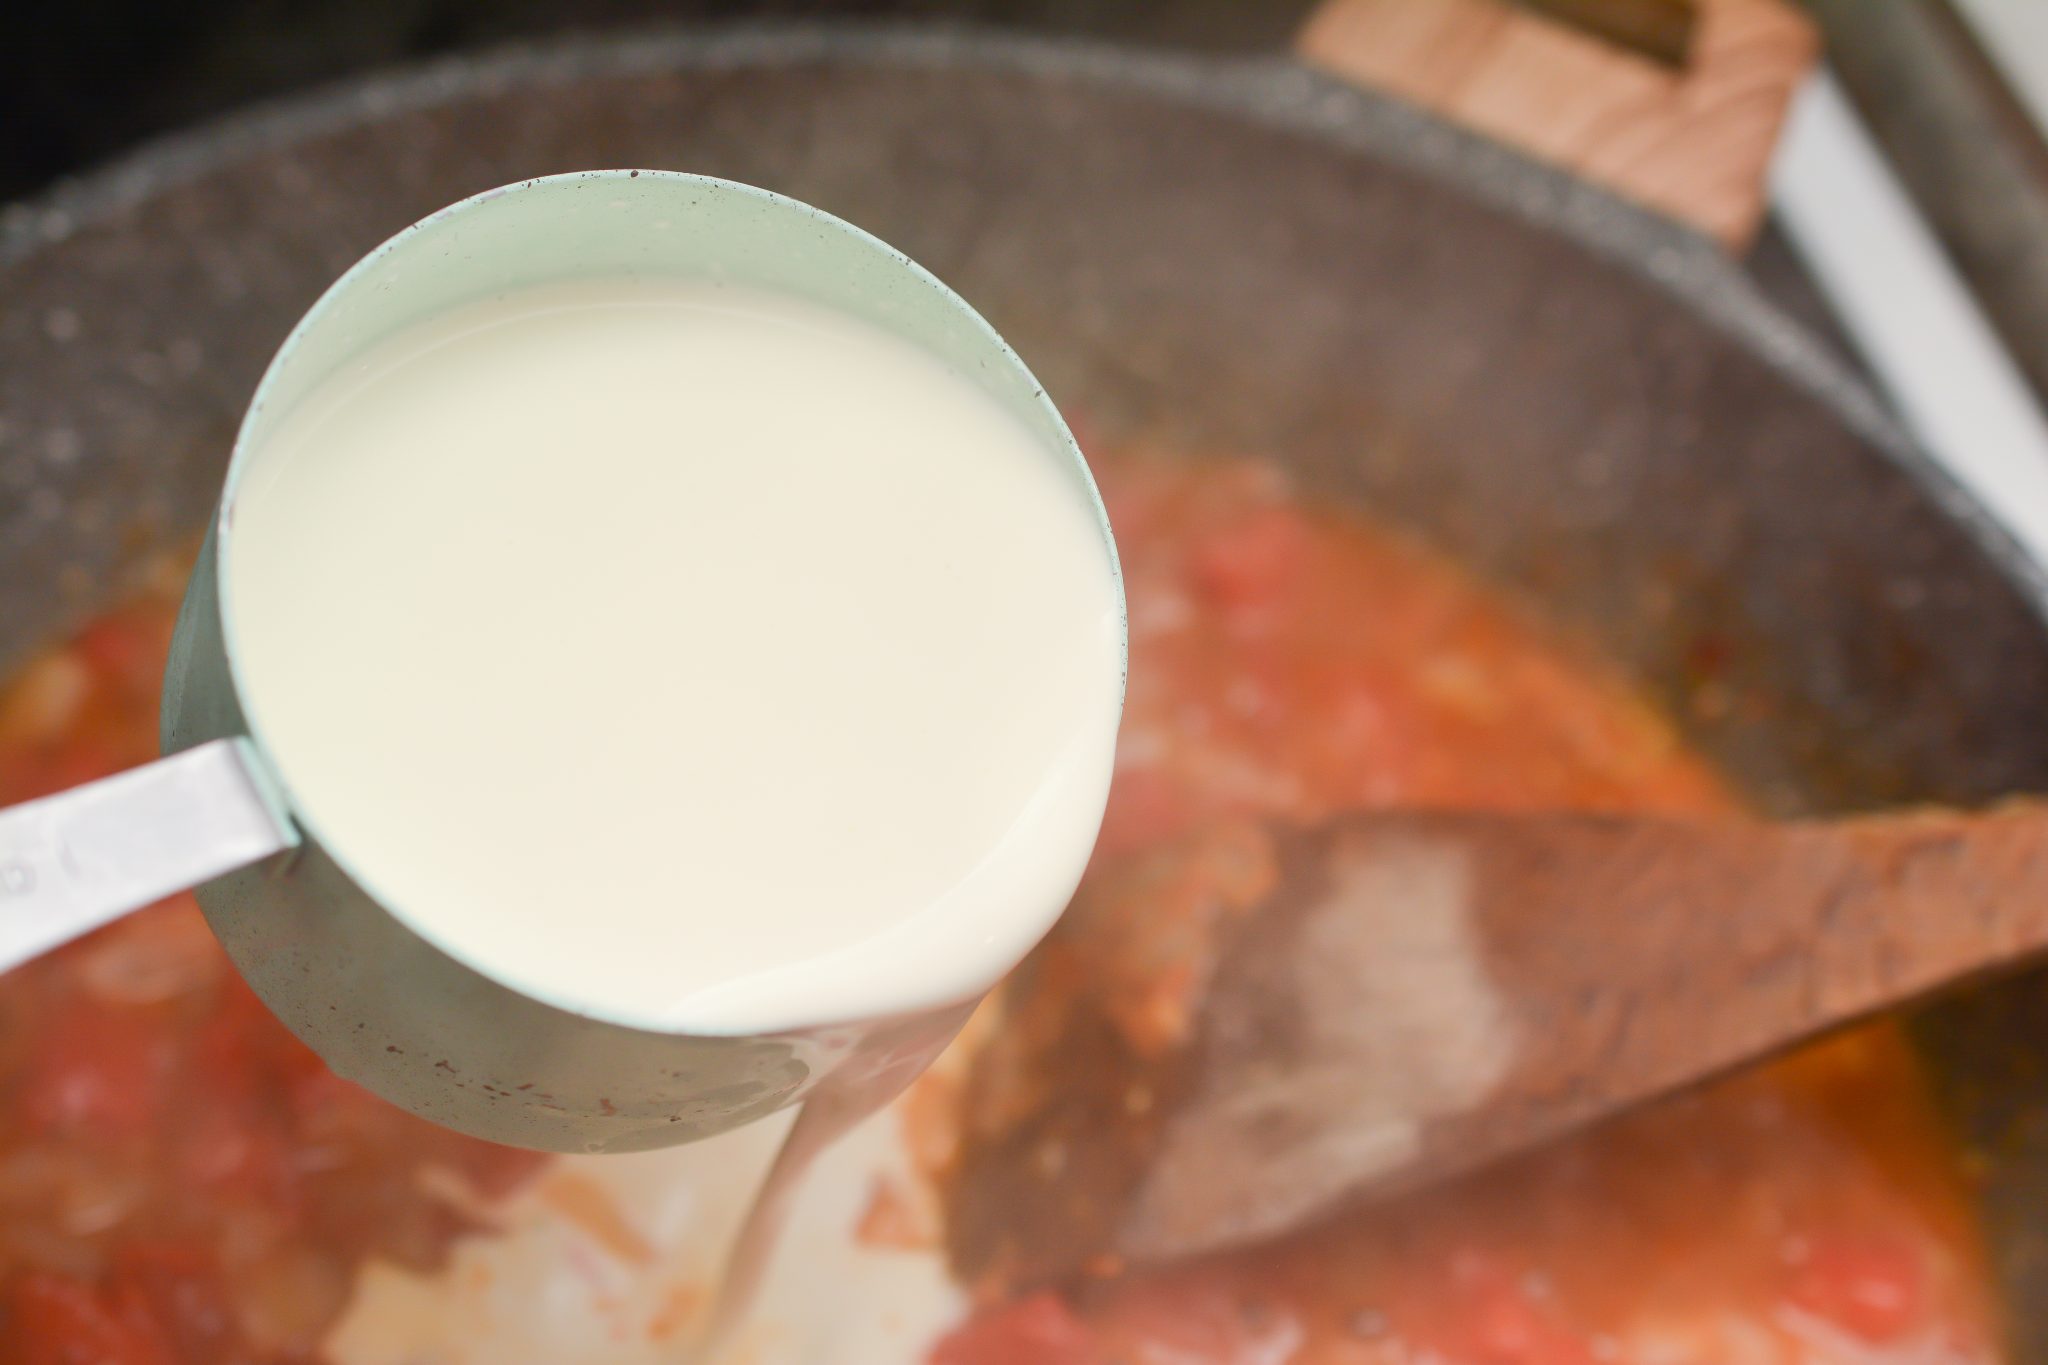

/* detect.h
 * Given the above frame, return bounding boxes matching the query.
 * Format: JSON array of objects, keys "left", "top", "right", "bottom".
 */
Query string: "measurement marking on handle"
[{"left": 0, "top": 739, "right": 298, "bottom": 973}]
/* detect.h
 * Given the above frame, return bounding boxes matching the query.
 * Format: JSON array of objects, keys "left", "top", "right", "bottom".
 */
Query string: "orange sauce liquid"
[{"left": 934, "top": 455, "right": 2002, "bottom": 1365}]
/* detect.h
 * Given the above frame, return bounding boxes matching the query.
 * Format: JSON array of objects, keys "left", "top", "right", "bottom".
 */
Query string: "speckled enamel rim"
[
  {"left": 4, "top": 25, "right": 2037, "bottom": 628},
  {"left": 207, "top": 168, "right": 1129, "bottom": 1036}
]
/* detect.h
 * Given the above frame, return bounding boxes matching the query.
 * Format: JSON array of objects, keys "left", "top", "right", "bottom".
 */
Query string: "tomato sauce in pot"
[{"left": 0, "top": 452, "right": 2006, "bottom": 1363}]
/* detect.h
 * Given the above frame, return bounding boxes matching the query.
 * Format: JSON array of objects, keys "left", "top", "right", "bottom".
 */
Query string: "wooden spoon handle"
[
  {"left": 1371, "top": 804, "right": 2048, "bottom": 1146},
  {"left": 1295, "top": 0, "right": 1819, "bottom": 247},
  {"left": 1115, "top": 802, "right": 2048, "bottom": 1261}
]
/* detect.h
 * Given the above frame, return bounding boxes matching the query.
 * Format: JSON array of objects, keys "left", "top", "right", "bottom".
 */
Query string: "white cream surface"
[{"left": 227, "top": 277, "right": 1121, "bottom": 1034}]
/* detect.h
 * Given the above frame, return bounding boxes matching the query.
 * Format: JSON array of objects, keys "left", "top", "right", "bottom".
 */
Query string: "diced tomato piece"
[
  {"left": 1460, "top": 1292, "right": 1598, "bottom": 1365},
  {"left": 1414, "top": 1255, "right": 1599, "bottom": 1365},
  {"left": 107, "top": 1244, "right": 241, "bottom": 1363},
  {"left": 1095, "top": 765, "right": 1189, "bottom": 860},
  {"left": 0, "top": 1272, "right": 175, "bottom": 1365},
  {"left": 174, "top": 986, "right": 313, "bottom": 1220},
  {"left": 19, "top": 999, "right": 173, "bottom": 1136},
  {"left": 928, "top": 1292, "right": 1102, "bottom": 1365},
  {"left": 1189, "top": 506, "right": 1306, "bottom": 616},
  {"left": 1086, "top": 1267, "right": 1287, "bottom": 1362},
  {"left": 177, "top": 1094, "right": 298, "bottom": 1213},
  {"left": 182, "top": 1101, "right": 305, "bottom": 1226},
  {"left": 71, "top": 613, "right": 171, "bottom": 699},
  {"left": 1784, "top": 1234, "right": 1927, "bottom": 1344},
  {"left": 281, "top": 1061, "right": 365, "bottom": 1126}
]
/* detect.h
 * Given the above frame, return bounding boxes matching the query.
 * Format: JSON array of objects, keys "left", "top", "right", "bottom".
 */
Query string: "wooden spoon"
[{"left": 945, "top": 802, "right": 2048, "bottom": 1288}]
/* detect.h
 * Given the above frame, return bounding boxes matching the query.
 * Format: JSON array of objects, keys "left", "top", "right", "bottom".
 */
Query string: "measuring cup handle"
[{"left": 0, "top": 737, "right": 297, "bottom": 973}]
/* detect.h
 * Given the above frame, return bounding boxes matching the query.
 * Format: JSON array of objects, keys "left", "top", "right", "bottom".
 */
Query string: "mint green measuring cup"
[{"left": 0, "top": 171, "right": 1125, "bottom": 1154}]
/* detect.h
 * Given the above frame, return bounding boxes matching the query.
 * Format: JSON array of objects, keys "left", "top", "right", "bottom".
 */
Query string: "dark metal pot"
[{"left": 6, "top": 23, "right": 2048, "bottom": 1351}]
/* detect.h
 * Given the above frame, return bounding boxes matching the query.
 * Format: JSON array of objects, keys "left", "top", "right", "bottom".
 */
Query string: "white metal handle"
[{"left": 0, "top": 738, "right": 297, "bottom": 973}]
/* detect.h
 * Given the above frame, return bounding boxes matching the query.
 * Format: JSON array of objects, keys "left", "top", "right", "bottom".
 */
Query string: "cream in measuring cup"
[
  {"left": 0, "top": 174, "right": 1126, "bottom": 1162},
  {"left": 229, "top": 273, "right": 1121, "bottom": 1036}
]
